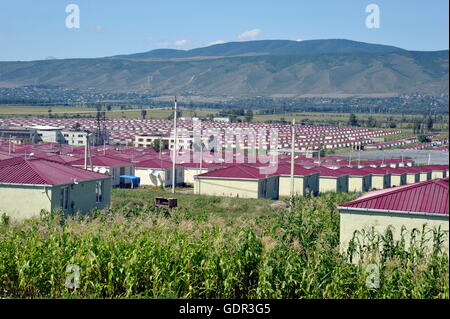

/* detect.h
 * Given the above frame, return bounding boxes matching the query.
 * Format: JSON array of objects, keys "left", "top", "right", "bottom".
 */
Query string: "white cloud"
[
  {"left": 238, "top": 28, "right": 262, "bottom": 40},
  {"left": 174, "top": 39, "right": 189, "bottom": 47},
  {"left": 207, "top": 40, "right": 226, "bottom": 46}
]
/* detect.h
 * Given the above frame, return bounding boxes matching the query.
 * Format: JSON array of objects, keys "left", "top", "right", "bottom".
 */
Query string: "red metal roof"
[
  {"left": 384, "top": 167, "right": 408, "bottom": 175},
  {"left": 70, "top": 155, "right": 131, "bottom": 167},
  {"left": 360, "top": 167, "right": 391, "bottom": 175},
  {"left": 0, "top": 152, "right": 16, "bottom": 161},
  {"left": 196, "top": 164, "right": 268, "bottom": 180},
  {"left": 0, "top": 157, "right": 110, "bottom": 186},
  {"left": 337, "top": 167, "right": 371, "bottom": 176},
  {"left": 134, "top": 158, "right": 173, "bottom": 169},
  {"left": 271, "top": 163, "right": 316, "bottom": 176},
  {"left": 340, "top": 178, "right": 449, "bottom": 215},
  {"left": 308, "top": 166, "right": 348, "bottom": 177},
  {"left": 34, "top": 153, "right": 79, "bottom": 164},
  {"left": 180, "top": 161, "right": 224, "bottom": 169}
]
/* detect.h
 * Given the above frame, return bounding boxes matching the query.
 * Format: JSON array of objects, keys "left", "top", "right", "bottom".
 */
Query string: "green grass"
[
  {"left": 0, "top": 189, "right": 448, "bottom": 299},
  {"left": 111, "top": 186, "right": 274, "bottom": 219},
  {"left": 0, "top": 105, "right": 218, "bottom": 119}
]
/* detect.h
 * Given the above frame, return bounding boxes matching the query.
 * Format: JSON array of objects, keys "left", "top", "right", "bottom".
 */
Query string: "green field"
[
  {"left": 1, "top": 105, "right": 446, "bottom": 129},
  {"left": 0, "top": 105, "right": 218, "bottom": 119},
  {"left": 0, "top": 187, "right": 448, "bottom": 299}
]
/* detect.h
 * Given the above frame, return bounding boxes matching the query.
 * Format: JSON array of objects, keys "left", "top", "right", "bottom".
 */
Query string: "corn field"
[{"left": 0, "top": 192, "right": 448, "bottom": 298}]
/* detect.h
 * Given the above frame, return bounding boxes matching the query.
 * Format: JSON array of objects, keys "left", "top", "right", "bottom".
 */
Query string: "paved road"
[{"left": 338, "top": 150, "right": 449, "bottom": 165}]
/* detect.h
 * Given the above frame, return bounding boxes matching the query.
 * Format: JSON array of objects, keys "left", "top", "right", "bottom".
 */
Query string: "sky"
[{"left": 0, "top": 0, "right": 448, "bottom": 61}]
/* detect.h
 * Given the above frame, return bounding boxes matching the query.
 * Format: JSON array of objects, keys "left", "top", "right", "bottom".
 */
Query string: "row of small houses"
[
  {"left": 193, "top": 164, "right": 449, "bottom": 199},
  {"left": 0, "top": 146, "right": 448, "bottom": 218},
  {"left": 0, "top": 156, "right": 448, "bottom": 255},
  {"left": 2, "top": 117, "right": 400, "bottom": 148},
  {"left": 365, "top": 133, "right": 444, "bottom": 150},
  {"left": 404, "top": 138, "right": 449, "bottom": 150}
]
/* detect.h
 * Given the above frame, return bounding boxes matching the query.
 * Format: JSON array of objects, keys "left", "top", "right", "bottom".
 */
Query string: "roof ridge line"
[
  {"left": 23, "top": 158, "right": 52, "bottom": 185},
  {"left": 344, "top": 178, "right": 448, "bottom": 206}
]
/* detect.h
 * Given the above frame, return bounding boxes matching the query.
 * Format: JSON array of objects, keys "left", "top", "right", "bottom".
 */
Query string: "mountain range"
[{"left": 0, "top": 39, "right": 448, "bottom": 97}]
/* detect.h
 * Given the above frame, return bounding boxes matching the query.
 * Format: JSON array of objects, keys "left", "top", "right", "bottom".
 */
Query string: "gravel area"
[{"left": 337, "top": 150, "right": 449, "bottom": 165}]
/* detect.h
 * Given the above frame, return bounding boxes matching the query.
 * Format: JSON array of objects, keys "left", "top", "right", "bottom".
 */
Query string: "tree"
[
  {"left": 426, "top": 115, "right": 434, "bottom": 131},
  {"left": 418, "top": 135, "right": 431, "bottom": 143},
  {"left": 245, "top": 109, "right": 254, "bottom": 122},
  {"left": 151, "top": 139, "right": 161, "bottom": 152},
  {"left": 413, "top": 119, "right": 422, "bottom": 134},
  {"left": 48, "top": 108, "right": 52, "bottom": 118},
  {"left": 167, "top": 109, "right": 182, "bottom": 120},
  {"left": 366, "top": 116, "right": 377, "bottom": 128},
  {"left": 388, "top": 121, "right": 397, "bottom": 128},
  {"left": 72, "top": 122, "right": 81, "bottom": 131},
  {"left": 106, "top": 105, "right": 112, "bottom": 111},
  {"left": 348, "top": 113, "right": 359, "bottom": 126},
  {"left": 141, "top": 109, "right": 147, "bottom": 119}
]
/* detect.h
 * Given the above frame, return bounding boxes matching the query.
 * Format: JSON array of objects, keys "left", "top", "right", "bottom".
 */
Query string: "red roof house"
[
  {"left": 339, "top": 178, "right": 449, "bottom": 255},
  {"left": 339, "top": 178, "right": 449, "bottom": 216},
  {"left": 0, "top": 157, "right": 112, "bottom": 219}
]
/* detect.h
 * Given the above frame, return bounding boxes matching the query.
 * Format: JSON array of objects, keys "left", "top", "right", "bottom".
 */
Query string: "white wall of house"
[
  {"left": 340, "top": 209, "right": 449, "bottom": 255},
  {"left": 0, "top": 178, "right": 112, "bottom": 220}
]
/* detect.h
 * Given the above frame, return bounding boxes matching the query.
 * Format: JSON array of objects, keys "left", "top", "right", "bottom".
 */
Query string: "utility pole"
[
  {"left": 172, "top": 97, "right": 178, "bottom": 194},
  {"left": 84, "top": 133, "right": 88, "bottom": 169},
  {"left": 88, "top": 134, "right": 93, "bottom": 171},
  {"left": 358, "top": 149, "right": 361, "bottom": 168},
  {"left": 348, "top": 148, "right": 352, "bottom": 168},
  {"left": 290, "top": 118, "right": 296, "bottom": 199}
]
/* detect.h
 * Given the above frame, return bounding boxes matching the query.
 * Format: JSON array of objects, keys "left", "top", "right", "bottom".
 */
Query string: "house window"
[
  {"left": 96, "top": 181, "right": 103, "bottom": 203},
  {"left": 60, "top": 187, "right": 69, "bottom": 210},
  {"left": 120, "top": 167, "right": 126, "bottom": 175}
]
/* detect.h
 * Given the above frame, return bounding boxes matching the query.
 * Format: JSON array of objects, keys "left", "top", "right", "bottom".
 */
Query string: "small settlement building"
[
  {"left": 385, "top": 168, "right": 408, "bottom": 187},
  {"left": 194, "top": 164, "right": 279, "bottom": 199},
  {"left": 428, "top": 165, "right": 448, "bottom": 179},
  {"left": 181, "top": 161, "right": 224, "bottom": 185},
  {"left": 361, "top": 168, "right": 391, "bottom": 190},
  {"left": 412, "top": 166, "right": 433, "bottom": 182},
  {"left": 337, "top": 167, "right": 372, "bottom": 193},
  {"left": 339, "top": 178, "right": 449, "bottom": 254},
  {"left": 0, "top": 157, "right": 111, "bottom": 219},
  {"left": 309, "top": 167, "right": 349, "bottom": 193},
  {"left": 71, "top": 156, "right": 134, "bottom": 187},
  {"left": 134, "top": 158, "right": 184, "bottom": 187},
  {"left": 274, "top": 164, "right": 320, "bottom": 197},
  {"left": 403, "top": 167, "right": 421, "bottom": 184}
]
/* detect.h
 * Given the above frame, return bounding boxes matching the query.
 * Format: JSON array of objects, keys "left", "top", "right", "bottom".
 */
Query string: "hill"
[
  {"left": 0, "top": 39, "right": 448, "bottom": 97},
  {"left": 113, "top": 39, "right": 406, "bottom": 59}
]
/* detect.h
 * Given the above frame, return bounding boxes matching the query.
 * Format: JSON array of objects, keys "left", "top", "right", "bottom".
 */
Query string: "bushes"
[{"left": 0, "top": 193, "right": 448, "bottom": 298}]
